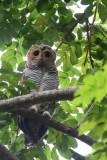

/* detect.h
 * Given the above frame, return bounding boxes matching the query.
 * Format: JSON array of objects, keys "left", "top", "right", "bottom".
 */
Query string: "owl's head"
[{"left": 27, "top": 44, "right": 56, "bottom": 67}]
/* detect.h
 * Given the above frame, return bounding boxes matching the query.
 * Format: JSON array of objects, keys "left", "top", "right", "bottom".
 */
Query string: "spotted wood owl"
[{"left": 18, "top": 44, "right": 59, "bottom": 147}]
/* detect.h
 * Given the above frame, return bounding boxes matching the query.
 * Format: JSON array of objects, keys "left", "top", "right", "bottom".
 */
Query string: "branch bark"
[
  {"left": 12, "top": 108, "right": 95, "bottom": 147},
  {"left": 0, "top": 86, "right": 78, "bottom": 112},
  {"left": 70, "top": 149, "right": 87, "bottom": 160},
  {"left": 0, "top": 144, "right": 19, "bottom": 160},
  {"left": 0, "top": 86, "right": 95, "bottom": 146},
  {"left": 0, "top": 86, "right": 94, "bottom": 160}
]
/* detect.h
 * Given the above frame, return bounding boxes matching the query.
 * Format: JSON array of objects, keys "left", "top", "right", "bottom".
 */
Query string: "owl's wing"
[{"left": 17, "top": 71, "right": 49, "bottom": 147}]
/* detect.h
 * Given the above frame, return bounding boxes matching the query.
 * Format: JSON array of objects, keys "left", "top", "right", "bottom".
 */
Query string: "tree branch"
[
  {"left": 0, "top": 86, "right": 78, "bottom": 112},
  {"left": 0, "top": 86, "right": 95, "bottom": 160},
  {"left": 0, "top": 144, "right": 19, "bottom": 160},
  {"left": 0, "top": 86, "right": 94, "bottom": 146},
  {"left": 85, "top": 19, "right": 94, "bottom": 68},
  {"left": 70, "top": 149, "right": 87, "bottom": 160},
  {"left": 0, "top": 86, "right": 95, "bottom": 147},
  {"left": 12, "top": 108, "right": 95, "bottom": 147},
  {"left": 84, "top": 1, "right": 99, "bottom": 68}
]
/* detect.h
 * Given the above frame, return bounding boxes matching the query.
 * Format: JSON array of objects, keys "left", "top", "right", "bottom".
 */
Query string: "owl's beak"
[{"left": 38, "top": 57, "right": 44, "bottom": 66}]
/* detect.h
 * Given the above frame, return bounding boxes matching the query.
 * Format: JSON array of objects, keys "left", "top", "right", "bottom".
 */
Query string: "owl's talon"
[
  {"left": 43, "top": 111, "right": 51, "bottom": 118},
  {"left": 29, "top": 105, "right": 39, "bottom": 114}
]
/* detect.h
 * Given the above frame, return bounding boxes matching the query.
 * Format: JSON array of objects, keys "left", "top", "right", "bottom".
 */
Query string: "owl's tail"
[{"left": 17, "top": 115, "right": 47, "bottom": 147}]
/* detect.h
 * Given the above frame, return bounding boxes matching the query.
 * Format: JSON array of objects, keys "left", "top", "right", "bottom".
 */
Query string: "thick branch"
[
  {"left": 0, "top": 86, "right": 95, "bottom": 147},
  {"left": 70, "top": 149, "right": 87, "bottom": 160},
  {"left": 0, "top": 144, "right": 18, "bottom": 160},
  {"left": 13, "top": 108, "right": 95, "bottom": 147},
  {"left": 0, "top": 86, "right": 78, "bottom": 112}
]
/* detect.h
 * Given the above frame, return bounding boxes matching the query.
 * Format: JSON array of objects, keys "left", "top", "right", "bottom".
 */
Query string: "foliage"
[{"left": 0, "top": 0, "right": 107, "bottom": 159}]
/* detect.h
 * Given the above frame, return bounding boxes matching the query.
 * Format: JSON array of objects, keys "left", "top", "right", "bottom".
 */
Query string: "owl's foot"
[
  {"left": 29, "top": 105, "right": 39, "bottom": 114},
  {"left": 42, "top": 111, "right": 51, "bottom": 119}
]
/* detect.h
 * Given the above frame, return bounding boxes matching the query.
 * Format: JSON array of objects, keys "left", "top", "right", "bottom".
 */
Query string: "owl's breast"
[
  {"left": 23, "top": 67, "right": 43, "bottom": 88},
  {"left": 39, "top": 72, "right": 59, "bottom": 92}
]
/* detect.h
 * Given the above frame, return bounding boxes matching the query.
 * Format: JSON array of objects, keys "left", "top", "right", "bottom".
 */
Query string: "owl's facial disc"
[
  {"left": 32, "top": 49, "right": 52, "bottom": 65},
  {"left": 28, "top": 45, "right": 56, "bottom": 67}
]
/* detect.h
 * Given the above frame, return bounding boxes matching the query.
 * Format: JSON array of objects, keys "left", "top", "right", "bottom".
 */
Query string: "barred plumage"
[{"left": 18, "top": 44, "right": 59, "bottom": 147}]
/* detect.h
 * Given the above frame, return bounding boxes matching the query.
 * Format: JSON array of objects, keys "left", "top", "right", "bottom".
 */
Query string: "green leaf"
[
  {"left": 56, "top": 57, "right": 63, "bottom": 66},
  {"left": 1, "top": 61, "right": 13, "bottom": 73},
  {"left": 60, "top": 101, "right": 72, "bottom": 113},
  {"left": 70, "top": 47, "right": 78, "bottom": 65},
  {"left": 1, "top": 49, "right": 15, "bottom": 61},
  {"left": 17, "top": 61, "right": 26, "bottom": 71},
  {"left": 51, "top": 147, "right": 59, "bottom": 160},
  {"left": 28, "top": 9, "right": 38, "bottom": 21},
  {"left": 12, "top": 19, "right": 21, "bottom": 33},
  {"left": 67, "top": 137, "right": 78, "bottom": 148},
  {"left": 58, "top": 71, "right": 68, "bottom": 78},
  {"left": 47, "top": 128, "right": 57, "bottom": 144},
  {"left": 60, "top": 77, "right": 70, "bottom": 88},
  {"left": 63, "top": 54, "right": 71, "bottom": 71},
  {"left": 58, "top": 149, "right": 71, "bottom": 160},
  {"left": 23, "top": 78, "right": 37, "bottom": 90},
  {"left": 101, "top": 0, "right": 107, "bottom": 8},
  {"left": 44, "top": 145, "right": 51, "bottom": 160},
  {"left": 1, "top": 131, "right": 9, "bottom": 144},
  {"left": 56, "top": 135, "right": 72, "bottom": 159},
  {"left": 58, "top": 7, "right": 72, "bottom": 17},
  {"left": 36, "top": 15, "right": 48, "bottom": 26},
  {"left": 98, "top": 3, "right": 107, "bottom": 21},
  {"left": 77, "top": 28, "right": 82, "bottom": 40},
  {"left": 0, "top": 82, "right": 8, "bottom": 90},
  {"left": 84, "top": 5, "right": 93, "bottom": 18},
  {"left": 75, "top": 42, "right": 82, "bottom": 58},
  {"left": 43, "top": 28, "right": 60, "bottom": 43},
  {"left": 79, "top": 120, "right": 100, "bottom": 136},
  {"left": 70, "top": 77, "right": 77, "bottom": 86},
  {"left": 15, "top": 52, "right": 23, "bottom": 64},
  {"left": 39, "top": 152, "right": 47, "bottom": 160},
  {"left": 63, "top": 118, "right": 78, "bottom": 127},
  {"left": 36, "top": 0, "right": 48, "bottom": 12},
  {"left": 93, "top": 142, "right": 106, "bottom": 151}
]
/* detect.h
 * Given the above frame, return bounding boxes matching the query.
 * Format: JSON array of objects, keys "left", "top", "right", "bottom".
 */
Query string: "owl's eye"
[
  {"left": 33, "top": 50, "right": 39, "bottom": 56},
  {"left": 45, "top": 51, "right": 51, "bottom": 58}
]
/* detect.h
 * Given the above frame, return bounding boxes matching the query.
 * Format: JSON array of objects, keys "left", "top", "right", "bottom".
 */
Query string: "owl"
[{"left": 18, "top": 44, "right": 59, "bottom": 147}]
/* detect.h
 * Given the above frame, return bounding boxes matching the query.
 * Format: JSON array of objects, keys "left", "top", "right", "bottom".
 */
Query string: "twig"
[
  {"left": 85, "top": 19, "right": 94, "bottom": 68},
  {"left": 84, "top": 1, "right": 99, "bottom": 68},
  {"left": 84, "top": 48, "right": 89, "bottom": 66},
  {"left": 55, "top": 12, "right": 86, "bottom": 52},
  {"left": 90, "top": 0, "right": 99, "bottom": 38},
  {"left": 77, "top": 101, "right": 95, "bottom": 127}
]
